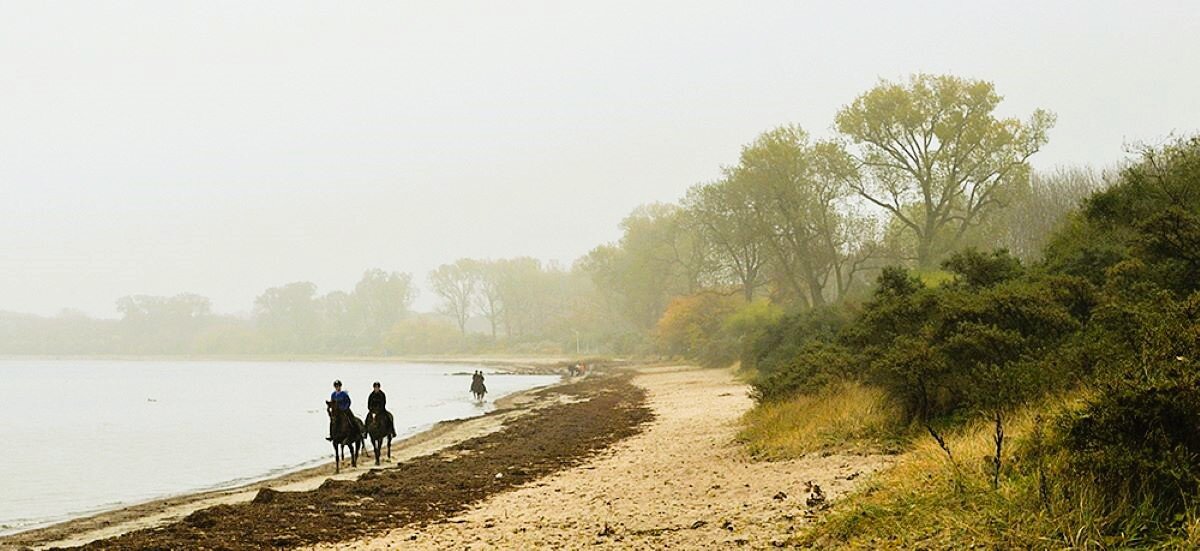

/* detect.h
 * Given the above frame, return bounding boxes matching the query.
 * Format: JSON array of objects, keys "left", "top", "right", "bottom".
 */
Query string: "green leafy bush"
[
  {"left": 746, "top": 306, "right": 854, "bottom": 399},
  {"left": 1058, "top": 359, "right": 1200, "bottom": 519},
  {"left": 847, "top": 251, "right": 1090, "bottom": 420},
  {"left": 751, "top": 341, "right": 857, "bottom": 402}
]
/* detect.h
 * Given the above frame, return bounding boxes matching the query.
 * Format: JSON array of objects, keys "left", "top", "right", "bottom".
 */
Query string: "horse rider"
[
  {"left": 327, "top": 379, "right": 353, "bottom": 440},
  {"left": 367, "top": 381, "right": 397, "bottom": 438},
  {"left": 471, "top": 370, "right": 487, "bottom": 398}
]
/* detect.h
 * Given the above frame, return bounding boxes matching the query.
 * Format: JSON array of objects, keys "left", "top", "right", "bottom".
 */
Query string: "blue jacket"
[{"left": 331, "top": 390, "right": 351, "bottom": 410}]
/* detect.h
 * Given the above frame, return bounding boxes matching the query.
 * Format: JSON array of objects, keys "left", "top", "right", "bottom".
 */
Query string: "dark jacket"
[{"left": 368, "top": 389, "right": 387, "bottom": 412}]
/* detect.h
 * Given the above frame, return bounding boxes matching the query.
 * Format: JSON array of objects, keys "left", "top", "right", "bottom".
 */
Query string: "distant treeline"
[{"left": 0, "top": 264, "right": 621, "bottom": 356}]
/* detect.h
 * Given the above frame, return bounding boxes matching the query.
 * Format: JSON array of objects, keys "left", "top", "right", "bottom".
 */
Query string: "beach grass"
[
  {"left": 789, "top": 391, "right": 1200, "bottom": 549},
  {"left": 737, "top": 382, "right": 907, "bottom": 459}
]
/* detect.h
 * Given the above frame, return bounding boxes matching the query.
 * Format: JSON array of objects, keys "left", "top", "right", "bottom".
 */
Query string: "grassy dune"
[
  {"left": 738, "top": 382, "right": 906, "bottom": 459},
  {"left": 741, "top": 384, "right": 1200, "bottom": 548}
]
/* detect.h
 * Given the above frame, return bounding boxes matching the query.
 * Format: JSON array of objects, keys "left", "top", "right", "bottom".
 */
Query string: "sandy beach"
[{"left": 308, "top": 365, "right": 892, "bottom": 549}]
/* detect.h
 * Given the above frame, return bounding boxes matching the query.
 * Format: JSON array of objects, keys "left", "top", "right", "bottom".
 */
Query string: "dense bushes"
[
  {"left": 744, "top": 306, "right": 854, "bottom": 400},
  {"left": 750, "top": 249, "right": 1092, "bottom": 421},
  {"left": 748, "top": 137, "right": 1200, "bottom": 543},
  {"left": 1040, "top": 139, "right": 1200, "bottom": 528},
  {"left": 1058, "top": 357, "right": 1200, "bottom": 518}
]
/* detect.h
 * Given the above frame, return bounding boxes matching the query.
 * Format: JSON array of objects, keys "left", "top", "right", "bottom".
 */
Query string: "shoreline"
[
  {"left": 0, "top": 375, "right": 566, "bottom": 550},
  {"left": 56, "top": 371, "right": 649, "bottom": 549}
]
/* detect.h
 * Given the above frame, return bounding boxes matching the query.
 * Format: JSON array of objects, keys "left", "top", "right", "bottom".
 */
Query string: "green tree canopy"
[{"left": 836, "top": 73, "right": 1055, "bottom": 268}]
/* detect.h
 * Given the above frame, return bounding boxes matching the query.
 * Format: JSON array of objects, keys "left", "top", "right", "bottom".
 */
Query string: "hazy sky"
[{"left": 2, "top": 1, "right": 1197, "bottom": 317}]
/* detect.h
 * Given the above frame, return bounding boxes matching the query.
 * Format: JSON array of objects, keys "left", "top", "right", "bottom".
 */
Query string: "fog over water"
[{"left": 1, "top": 1, "right": 1198, "bottom": 317}]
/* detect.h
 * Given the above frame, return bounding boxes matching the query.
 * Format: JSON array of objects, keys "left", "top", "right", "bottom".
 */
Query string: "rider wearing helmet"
[
  {"left": 327, "top": 380, "right": 353, "bottom": 440},
  {"left": 367, "top": 381, "right": 397, "bottom": 438}
]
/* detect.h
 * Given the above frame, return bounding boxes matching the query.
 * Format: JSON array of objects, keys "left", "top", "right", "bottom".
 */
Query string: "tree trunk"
[{"left": 916, "top": 236, "right": 934, "bottom": 270}]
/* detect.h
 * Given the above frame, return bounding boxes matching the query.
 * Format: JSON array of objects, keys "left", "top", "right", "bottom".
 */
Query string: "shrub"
[
  {"left": 1053, "top": 291, "right": 1200, "bottom": 523},
  {"left": 746, "top": 306, "right": 855, "bottom": 399},
  {"left": 1043, "top": 136, "right": 1200, "bottom": 294},
  {"left": 942, "top": 248, "right": 1024, "bottom": 288},
  {"left": 1057, "top": 359, "right": 1200, "bottom": 520},
  {"left": 654, "top": 293, "right": 743, "bottom": 367},
  {"left": 852, "top": 256, "right": 1088, "bottom": 421},
  {"left": 722, "top": 298, "right": 784, "bottom": 367},
  {"left": 751, "top": 341, "right": 857, "bottom": 402}
]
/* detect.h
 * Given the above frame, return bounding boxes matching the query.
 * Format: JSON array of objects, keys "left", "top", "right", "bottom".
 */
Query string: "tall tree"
[
  {"left": 835, "top": 73, "right": 1055, "bottom": 268},
  {"left": 253, "top": 282, "right": 320, "bottom": 352},
  {"left": 493, "top": 257, "right": 544, "bottom": 338},
  {"left": 579, "top": 205, "right": 707, "bottom": 331},
  {"left": 318, "top": 290, "right": 355, "bottom": 352},
  {"left": 429, "top": 259, "right": 480, "bottom": 336},
  {"left": 732, "top": 125, "right": 873, "bottom": 307},
  {"left": 967, "top": 167, "right": 1110, "bottom": 261},
  {"left": 684, "top": 177, "right": 768, "bottom": 301},
  {"left": 474, "top": 261, "right": 504, "bottom": 340},
  {"left": 352, "top": 269, "right": 416, "bottom": 343}
]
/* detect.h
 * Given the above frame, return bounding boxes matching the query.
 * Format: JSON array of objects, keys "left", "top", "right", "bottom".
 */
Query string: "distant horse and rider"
[
  {"left": 471, "top": 370, "right": 487, "bottom": 402},
  {"left": 324, "top": 373, "right": 489, "bottom": 471}
]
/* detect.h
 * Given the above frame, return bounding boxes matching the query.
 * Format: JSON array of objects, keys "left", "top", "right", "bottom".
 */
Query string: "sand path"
[{"left": 314, "top": 365, "right": 890, "bottom": 549}]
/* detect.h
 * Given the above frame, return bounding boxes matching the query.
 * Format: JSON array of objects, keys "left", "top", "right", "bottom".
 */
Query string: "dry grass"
[
  {"left": 794, "top": 404, "right": 1060, "bottom": 548},
  {"left": 737, "top": 382, "right": 906, "bottom": 459},
  {"left": 739, "top": 381, "right": 1200, "bottom": 547},
  {"left": 792, "top": 391, "right": 1200, "bottom": 549}
]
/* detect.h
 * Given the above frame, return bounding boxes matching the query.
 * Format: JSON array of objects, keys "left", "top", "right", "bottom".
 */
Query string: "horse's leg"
[
  {"left": 387, "top": 436, "right": 392, "bottom": 460},
  {"left": 333, "top": 441, "right": 340, "bottom": 474}
]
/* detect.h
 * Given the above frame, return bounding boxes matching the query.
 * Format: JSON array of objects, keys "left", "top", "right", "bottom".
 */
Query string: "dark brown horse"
[
  {"left": 471, "top": 371, "right": 487, "bottom": 402},
  {"left": 365, "top": 411, "right": 392, "bottom": 466},
  {"left": 326, "top": 400, "right": 365, "bottom": 473}
]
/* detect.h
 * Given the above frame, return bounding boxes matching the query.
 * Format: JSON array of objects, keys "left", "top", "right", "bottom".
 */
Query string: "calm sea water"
[{"left": 0, "top": 359, "right": 558, "bottom": 536}]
